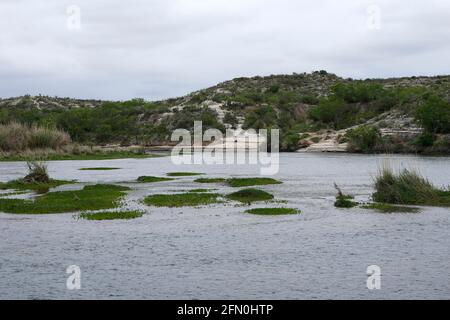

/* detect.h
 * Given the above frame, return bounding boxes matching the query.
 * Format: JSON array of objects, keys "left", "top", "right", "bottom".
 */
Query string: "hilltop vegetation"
[{"left": 1, "top": 71, "right": 449, "bottom": 154}]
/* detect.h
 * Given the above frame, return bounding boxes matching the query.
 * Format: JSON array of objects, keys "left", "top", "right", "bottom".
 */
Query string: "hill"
[{"left": 1, "top": 71, "right": 449, "bottom": 154}]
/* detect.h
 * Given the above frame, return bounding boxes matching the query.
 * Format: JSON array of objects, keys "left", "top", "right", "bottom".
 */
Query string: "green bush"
[
  {"left": 345, "top": 126, "right": 381, "bottom": 152},
  {"left": 415, "top": 95, "right": 450, "bottom": 134}
]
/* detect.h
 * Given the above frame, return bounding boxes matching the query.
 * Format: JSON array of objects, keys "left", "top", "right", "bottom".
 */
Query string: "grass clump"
[
  {"left": 226, "top": 188, "right": 274, "bottom": 204},
  {"left": 136, "top": 176, "right": 174, "bottom": 183},
  {"left": 245, "top": 208, "right": 300, "bottom": 215},
  {"left": 166, "top": 172, "right": 203, "bottom": 177},
  {"left": 373, "top": 167, "right": 450, "bottom": 206},
  {"left": 79, "top": 167, "right": 121, "bottom": 171},
  {"left": 0, "top": 184, "right": 130, "bottom": 214},
  {"left": 227, "top": 177, "right": 282, "bottom": 187},
  {"left": 334, "top": 183, "right": 358, "bottom": 208},
  {"left": 361, "top": 203, "right": 420, "bottom": 213},
  {"left": 144, "top": 192, "right": 220, "bottom": 207},
  {"left": 0, "top": 122, "right": 70, "bottom": 152},
  {"left": 79, "top": 210, "right": 144, "bottom": 220},
  {"left": 194, "top": 178, "right": 226, "bottom": 184},
  {"left": 0, "top": 161, "right": 74, "bottom": 192}
]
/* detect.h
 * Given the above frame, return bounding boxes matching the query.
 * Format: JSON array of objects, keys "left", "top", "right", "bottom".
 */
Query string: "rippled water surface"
[{"left": 0, "top": 153, "right": 449, "bottom": 299}]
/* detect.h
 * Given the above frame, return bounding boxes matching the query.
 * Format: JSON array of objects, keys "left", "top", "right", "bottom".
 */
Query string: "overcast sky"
[{"left": 0, "top": 0, "right": 449, "bottom": 100}]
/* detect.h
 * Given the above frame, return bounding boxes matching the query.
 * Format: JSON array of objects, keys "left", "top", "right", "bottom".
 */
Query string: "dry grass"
[{"left": 0, "top": 122, "right": 70, "bottom": 152}]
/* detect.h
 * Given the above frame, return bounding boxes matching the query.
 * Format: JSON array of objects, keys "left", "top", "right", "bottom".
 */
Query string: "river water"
[{"left": 0, "top": 153, "right": 449, "bottom": 299}]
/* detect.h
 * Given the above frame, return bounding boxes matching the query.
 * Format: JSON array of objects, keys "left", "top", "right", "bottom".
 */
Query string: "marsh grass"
[
  {"left": 227, "top": 178, "right": 282, "bottom": 187},
  {"left": 0, "top": 122, "right": 70, "bottom": 152},
  {"left": 226, "top": 188, "right": 274, "bottom": 204},
  {"left": 0, "top": 184, "right": 130, "bottom": 214},
  {"left": 361, "top": 203, "right": 420, "bottom": 213},
  {"left": 144, "top": 192, "right": 221, "bottom": 207},
  {"left": 245, "top": 208, "right": 300, "bottom": 215},
  {"left": 373, "top": 166, "right": 450, "bottom": 206},
  {"left": 136, "top": 176, "right": 175, "bottom": 183},
  {"left": 167, "top": 172, "right": 204, "bottom": 177},
  {"left": 79, "top": 210, "right": 143, "bottom": 221},
  {"left": 79, "top": 167, "right": 121, "bottom": 171}
]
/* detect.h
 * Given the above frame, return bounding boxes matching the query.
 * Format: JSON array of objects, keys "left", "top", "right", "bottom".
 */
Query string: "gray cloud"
[{"left": 0, "top": 0, "right": 449, "bottom": 100}]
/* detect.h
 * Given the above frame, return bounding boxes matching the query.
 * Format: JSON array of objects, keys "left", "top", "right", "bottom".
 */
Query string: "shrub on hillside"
[{"left": 345, "top": 125, "right": 382, "bottom": 153}]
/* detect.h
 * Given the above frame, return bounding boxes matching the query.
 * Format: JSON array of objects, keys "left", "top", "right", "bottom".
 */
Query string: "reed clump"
[
  {"left": 373, "top": 166, "right": 450, "bottom": 206},
  {"left": 0, "top": 122, "right": 70, "bottom": 152}
]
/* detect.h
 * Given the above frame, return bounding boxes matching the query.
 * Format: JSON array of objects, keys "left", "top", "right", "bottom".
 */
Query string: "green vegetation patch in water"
[
  {"left": 79, "top": 210, "right": 143, "bottom": 220},
  {"left": 166, "top": 172, "right": 204, "bottom": 177},
  {"left": 0, "top": 184, "right": 130, "bottom": 214},
  {"left": 361, "top": 203, "right": 420, "bottom": 213},
  {"left": 227, "top": 177, "right": 282, "bottom": 187},
  {"left": 194, "top": 178, "right": 226, "bottom": 183},
  {"left": 0, "top": 179, "right": 74, "bottom": 192},
  {"left": 79, "top": 167, "right": 121, "bottom": 171},
  {"left": 137, "top": 176, "right": 175, "bottom": 183},
  {"left": 188, "top": 189, "right": 214, "bottom": 193},
  {"left": 373, "top": 167, "right": 450, "bottom": 207},
  {"left": 144, "top": 192, "right": 221, "bottom": 207},
  {"left": 245, "top": 207, "right": 300, "bottom": 215},
  {"left": 226, "top": 188, "right": 274, "bottom": 203},
  {"left": 333, "top": 183, "right": 358, "bottom": 208}
]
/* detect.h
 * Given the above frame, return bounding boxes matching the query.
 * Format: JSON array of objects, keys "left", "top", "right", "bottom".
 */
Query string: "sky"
[{"left": 0, "top": 0, "right": 449, "bottom": 100}]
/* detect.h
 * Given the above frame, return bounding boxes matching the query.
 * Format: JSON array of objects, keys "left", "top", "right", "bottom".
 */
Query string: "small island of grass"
[
  {"left": 227, "top": 177, "right": 282, "bottom": 188},
  {"left": 0, "top": 184, "right": 130, "bottom": 214},
  {"left": 136, "top": 176, "right": 175, "bottom": 183},
  {"left": 373, "top": 167, "right": 450, "bottom": 207},
  {"left": 80, "top": 210, "right": 144, "bottom": 220},
  {"left": 194, "top": 178, "right": 226, "bottom": 184},
  {"left": 144, "top": 192, "right": 221, "bottom": 207},
  {"left": 167, "top": 172, "right": 204, "bottom": 177},
  {"left": 333, "top": 183, "right": 358, "bottom": 208},
  {"left": 245, "top": 208, "right": 300, "bottom": 215},
  {"left": 188, "top": 189, "right": 214, "bottom": 193},
  {"left": 361, "top": 203, "right": 420, "bottom": 213},
  {"left": 226, "top": 188, "right": 274, "bottom": 203}
]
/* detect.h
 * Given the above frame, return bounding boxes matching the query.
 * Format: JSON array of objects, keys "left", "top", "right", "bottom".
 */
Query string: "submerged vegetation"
[
  {"left": 144, "top": 192, "right": 221, "bottom": 207},
  {"left": 245, "top": 208, "right": 299, "bottom": 215},
  {"left": 137, "top": 176, "right": 175, "bottom": 183},
  {"left": 227, "top": 178, "right": 282, "bottom": 187},
  {"left": 361, "top": 203, "right": 420, "bottom": 213},
  {"left": 226, "top": 188, "right": 274, "bottom": 204},
  {"left": 373, "top": 167, "right": 450, "bottom": 206},
  {"left": 79, "top": 210, "right": 144, "bottom": 221},
  {"left": 0, "top": 184, "right": 130, "bottom": 214}
]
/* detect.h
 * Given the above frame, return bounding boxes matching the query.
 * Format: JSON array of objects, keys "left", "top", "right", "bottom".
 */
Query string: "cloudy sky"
[{"left": 0, "top": 0, "right": 449, "bottom": 100}]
